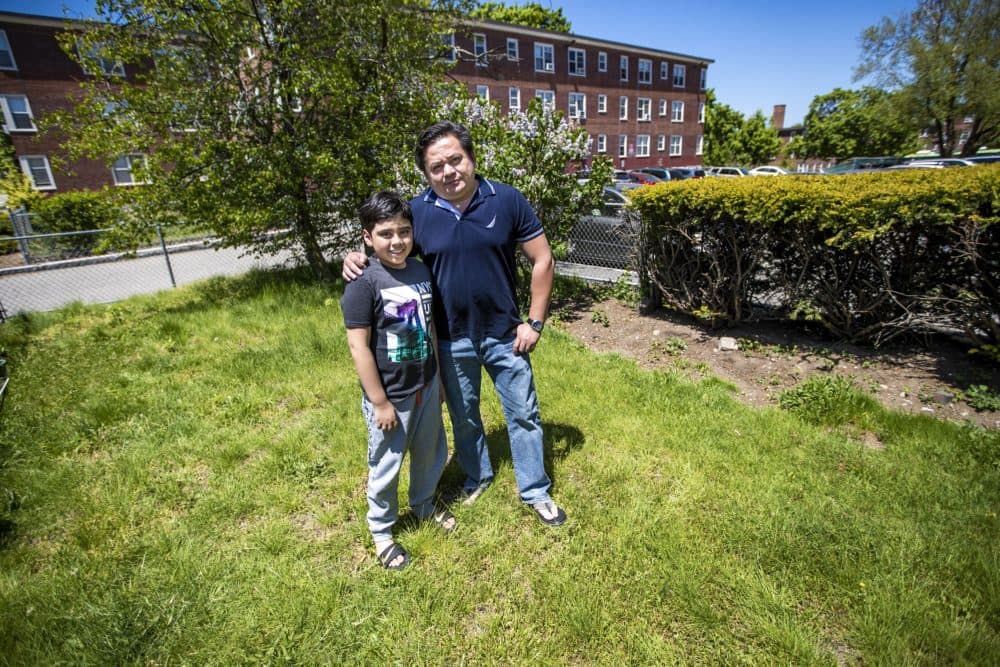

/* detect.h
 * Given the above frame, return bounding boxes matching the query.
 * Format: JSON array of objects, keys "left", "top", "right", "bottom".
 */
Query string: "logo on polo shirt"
[{"left": 485, "top": 215, "right": 496, "bottom": 229}]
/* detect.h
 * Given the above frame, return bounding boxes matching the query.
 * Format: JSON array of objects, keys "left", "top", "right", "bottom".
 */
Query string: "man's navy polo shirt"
[{"left": 410, "top": 177, "right": 543, "bottom": 341}]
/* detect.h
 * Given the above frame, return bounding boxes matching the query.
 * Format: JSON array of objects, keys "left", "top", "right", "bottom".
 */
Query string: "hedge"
[{"left": 627, "top": 166, "right": 1000, "bottom": 346}]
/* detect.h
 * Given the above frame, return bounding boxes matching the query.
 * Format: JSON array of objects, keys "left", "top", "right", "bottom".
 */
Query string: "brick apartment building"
[{"left": 0, "top": 11, "right": 713, "bottom": 194}]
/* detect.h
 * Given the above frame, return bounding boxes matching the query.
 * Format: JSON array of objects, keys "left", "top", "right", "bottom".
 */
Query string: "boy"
[{"left": 340, "top": 191, "right": 454, "bottom": 571}]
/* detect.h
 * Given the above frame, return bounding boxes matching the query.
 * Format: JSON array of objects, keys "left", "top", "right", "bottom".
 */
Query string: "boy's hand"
[
  {"left": 342, "top": 251, "right": 369, "bottom": 281},
  {"left": 372, "top": 400, "right": 398, "bottom": 430}
]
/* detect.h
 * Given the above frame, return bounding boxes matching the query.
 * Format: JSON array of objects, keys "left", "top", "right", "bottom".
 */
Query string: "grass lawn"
[{"left": 0, "top": 267, "right": 997, "bottom": 664}]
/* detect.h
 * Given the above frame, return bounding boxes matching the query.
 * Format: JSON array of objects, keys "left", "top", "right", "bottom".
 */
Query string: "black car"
[
  {"left": 668, "top": 167, "right": 705, "bottom": 180},
  {"left": 567, "top": 187, "right": 637, "bottom": 269}
]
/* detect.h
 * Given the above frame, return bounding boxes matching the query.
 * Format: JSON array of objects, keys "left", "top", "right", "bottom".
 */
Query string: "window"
[
  {"left": 673, "top": 64, "right": 686, "bottom": 88},
  {"left": 658, "top": 135, "right": 666, "bottom": 152},
  {"left": 0, "top": 30, "right": 17, "bottom": 71},
  {"left": 78, "top": 40, "right": 126, "bottom": 77},
  {"left": 474, "top": 33, "right": 487, "bottom": 66},
  {"left": 534, "top": 43, "right": 554, "bottom": 72},
  {"left": 618, "top": 135, "right": 627, "bottom": 158},
  {"left": 619, "top": 55, "right": 628, "bottom": 81},
  {"left": 598, "top": 51, "right": 607, "bottom": 72},
  {"left": 112, "top": 154, "right": 148, "bottom": 186},
  {"left": 535, "top": 89, "right": 555, "bottom": 110},
  {"left": 659, "top": 99, "right": 667, "bottom": 116},
  {"left": 597, "top": 94, "right": 607, "bottom": 114},
  {"left": 696, "top": 134, "right": 704, "bottom": 155},
  {"left": 660, "top": 62, "right": 668, "bottom": 80},
  {"left": 636, "top": 135, "right": 650, "bottom": 157},
  {"left": 597, "top": 134, "right": 607, "bottom": 153},
  {"left": 568, "top": 92, "right": 586, "bottom": 119},
  {"left": 698, "top": 102, "right": 705, "bottom": 123},
  {"left": 19, "top": 155, "right": 55, "bottom": 190},
  {"left": 637, "top": 97, "right": 651, "bottom": 121},
  {"left": 1, "top": 95, "right": 36, "bottom": 132},
  {"left": 670, "top": 135, "right": 682, "bottom": 156},
  {"left": 509, "top": 87, "right": 521, "bottom": 112},
  {"left": 476, "top": 84, "right": 490, "bottom": 101},
  {"left": 700, "top": 67, "right": 707, "bottom": 90},
  {"left": 507, "top": 38, "right": 519, "bottom": 61},
  {"left": 672, "top": 100, "right": 684, "bottom": 122},
  {"left": 638, "top": 59, "right": 652, "bottom": 84},
  {"left": 568, "top": 47, "right": 586, "bottom": 76},
  {"left": 619, "top": 96, "right": 628, "bottom": 120},
  {"left": 440, "top": 33, "right": 456, "bottom": 62}
]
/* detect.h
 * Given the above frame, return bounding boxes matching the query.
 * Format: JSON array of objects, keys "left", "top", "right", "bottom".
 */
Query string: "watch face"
[{"left": 530, "top": 319, "right": 544, "bottom": 332}]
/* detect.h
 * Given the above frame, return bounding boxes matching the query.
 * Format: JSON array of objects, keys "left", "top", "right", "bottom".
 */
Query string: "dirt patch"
[{"left": 554, "top": 296, "right": 1000, "bottom": 430}]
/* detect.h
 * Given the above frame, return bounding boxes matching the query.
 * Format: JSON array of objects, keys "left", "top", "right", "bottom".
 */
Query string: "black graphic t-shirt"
[{"left": 341, "top": 258, "right": 435, "bottom": 401}]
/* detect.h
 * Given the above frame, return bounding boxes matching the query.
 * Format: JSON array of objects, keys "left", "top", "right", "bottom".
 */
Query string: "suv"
[
  {"left": 668, "top": 167, "right": 705, "bottom": 180},
  {"left": 634, "top": 167, "right": 671, "bottom": 181},
  {"left": 714, "top": 166, "right": 749, "bottom": 178}
]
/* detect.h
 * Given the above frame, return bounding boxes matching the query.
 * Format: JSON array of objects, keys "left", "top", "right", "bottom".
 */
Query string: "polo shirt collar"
[{"left": 423, "top": 176, "right": 497, "bottom": 218}]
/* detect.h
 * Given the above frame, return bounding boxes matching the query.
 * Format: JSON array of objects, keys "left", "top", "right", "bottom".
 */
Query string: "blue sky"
[{"left": 3, "top": 0, "right": 916, "bottom": 126}]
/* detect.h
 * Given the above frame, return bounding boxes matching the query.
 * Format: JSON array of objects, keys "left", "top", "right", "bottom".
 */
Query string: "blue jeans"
[{"left": 437, "top": 336, "right": 552, "bottom": 505}]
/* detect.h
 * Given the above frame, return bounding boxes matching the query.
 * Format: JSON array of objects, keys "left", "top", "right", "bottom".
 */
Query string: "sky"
[{"left": 1, "top": 0, "right": 917, "bottom": 126}]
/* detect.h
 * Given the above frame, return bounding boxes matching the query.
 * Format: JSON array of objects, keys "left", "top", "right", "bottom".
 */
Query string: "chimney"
[{"left": 772, "top": 104, "right": 786, "bottom": 130}]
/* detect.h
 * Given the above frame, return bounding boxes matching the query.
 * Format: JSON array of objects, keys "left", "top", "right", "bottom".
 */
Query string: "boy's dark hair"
[
  {"left": 358, "top": 191, "right": 413, "bottom": 232},
  {"left": 415, "top": 121, "right": 475, "bottom": 173}
]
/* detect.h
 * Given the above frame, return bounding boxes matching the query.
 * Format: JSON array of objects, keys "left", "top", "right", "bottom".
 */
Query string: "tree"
[
  {"left": 703, "top": 91, "right": 781, "bottom": 167},
  {"left": 857, "top": 0, "right": 1000, "bottom": 157},
  {"left": 50, "top": 0, "right": 471, "bottom": 282},
  {"left": 469, "top": 2, "right": 571, "bottom": 32},
  {"left": 795, "top": 87, "right": 921, "bottom": 159}
]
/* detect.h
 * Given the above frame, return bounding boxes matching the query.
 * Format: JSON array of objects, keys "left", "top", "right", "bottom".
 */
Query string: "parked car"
[
  {"left": 567, "top": 186, "right": 636, "bottom": 269},
  {"left": 612, "top": 169, "right": 632, "bottom": 184},
  {"left": 634, "top": 167, "right": 672, "bottom": 181},
  {"left": 748, "top": 165, "right": 789, "bottom": 176},
  {"left": 907, "top": 158, "right": 975, "bottom": 168},
  {"left": 627, "top": 170, "right": 664, "bottom": 185},
  {"left": 714, "top": 166, "right": 749, "bottom": 178},
  {"left": 969, "top": 155, "right": 1000, "bottom": 165},
  {"left": 668, "top": 167, "right": 706, "bottom": 180}
]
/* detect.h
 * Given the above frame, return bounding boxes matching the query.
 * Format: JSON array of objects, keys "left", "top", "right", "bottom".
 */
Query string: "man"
[{"left": 342, "top": 121, "right": 566, "bottom": 526}]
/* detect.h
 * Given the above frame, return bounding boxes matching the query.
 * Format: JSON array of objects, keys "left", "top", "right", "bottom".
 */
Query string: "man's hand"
[
  {"left": 342, "top": 251, "right": 369, "bottom": 281},
  {"left": 513, "top": 322, "right": 541, "bottom": 355},
  {"left": 372, "top": 400, "right": 398, "bottom": 431}
]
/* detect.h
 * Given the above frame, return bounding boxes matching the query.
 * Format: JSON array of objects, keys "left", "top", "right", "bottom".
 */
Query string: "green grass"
[{"left": 0, "top": 269, "right": 997, "bottom": 664}]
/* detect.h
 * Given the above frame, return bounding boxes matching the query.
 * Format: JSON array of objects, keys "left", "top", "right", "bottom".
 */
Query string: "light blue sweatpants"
[{"left": 363, "top": 374, "right": 448, "bottom": 542}]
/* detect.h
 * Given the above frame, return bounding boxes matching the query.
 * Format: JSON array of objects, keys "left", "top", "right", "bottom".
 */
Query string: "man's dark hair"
[
  {"left": 415, "top": 121, "right": 475, "bottom": 173},
  {"left": 358, "top": 191, "right": 413, "bottom": 232}
]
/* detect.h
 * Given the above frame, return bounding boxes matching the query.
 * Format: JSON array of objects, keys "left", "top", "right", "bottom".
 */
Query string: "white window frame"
[
  {"left": 638, "top": 58, "right": 652, "bottom": 84},
  {"left": 660, "top": 62, "right": 668, "bottom": 80},
  {"left": 1, "top": 95, "right": 36, "bottom": 132},
  {"left": 598, "top": 51, "right": 607, "bottom": 72},
  {"left": 568, "top": 47, "right": 586, "bottom": 77},
  {"left": 618, "top": 135, "right": 628, "bottom": 158},
  {"left": 659, "top": 99, "right": 667, "bottom": 117},
  {"left": 636, "top": 135, "right": 650, "bottom": 157},
  {"left": 673, "top": 63, "right": 686, "bottom": 88},
  {"left": 619, "top": 96, "right": 628, "bottom": 120},
  {"left": 535, "top": 89, "right": 555, "bottom": 110},
  {"left": 442, "top": 33, "right": 456, "bottom": 62},
  {"left": 19, "top": 155, "right": 56, "bottom": 190},
  {"left": 0, "top": 30, "right": 17, "bottom": 71},
  {"left": 672, "top": 100, "right": 684, "bottom": 122},
  {"left": 619, "top": 55, "right": 628, "bottom": 81},
  {"left": 568, "top": 92, "right": 586, "bottom": 119},
  {"left": 474, "top": 33, "right": 487, "bottom": 67},
  {"left": 698, "top": 102, "right": 705, "bottom": 123},
  {"left": 597, "top": 94, "right": 607, "bottom": 114},
  {"left": 597, "top": 134, "right": 607, "bottom": 153},
  {"left": 696, "top": 134, "right": 704, "bottom": 155},
  {"left": 700, "top": 67, "right": 707, "bottom": 90},
  {"left": 670, "top": 135, "right": 683, "bottom": 156},
  {"left": 77, "top": 39, "right": 126, "bottom": 77},
  {"left": 637, "top": 97, "right": 651, "bottom": 122},
  {"left": 112, "top": 153, "right": 148, "bottom": 186},
  {"left": 534, "top": 43, "right": 554, "bottom": 73},
  {"left": 506, "top": 37, "right": 519, "bottom": 61},
  {"left": 476, "top": 84, "right": 490, "bottom": 101},
  {"left": 658, "top": 135, "right": 666, "bottom": 152},
  {"left": 509, "top": 87, "right": 521, "bottom": 112}
]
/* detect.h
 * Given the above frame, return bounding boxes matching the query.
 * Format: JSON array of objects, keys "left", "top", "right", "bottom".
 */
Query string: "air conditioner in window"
[{"left": 544, "top": 63, "right": 554, "bottom": 71}]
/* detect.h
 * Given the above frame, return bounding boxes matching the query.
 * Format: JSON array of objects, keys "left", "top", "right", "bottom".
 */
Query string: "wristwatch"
[{"left": 527, "top": 318, "right": 545, "bottom": 334}]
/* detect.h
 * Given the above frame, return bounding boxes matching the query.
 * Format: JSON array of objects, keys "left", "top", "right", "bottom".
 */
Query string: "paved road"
[{"left": 0, "top": 243, "right": 298, "bottom": 315}]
